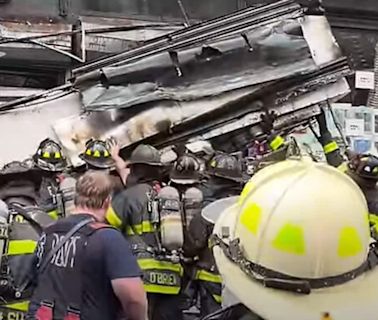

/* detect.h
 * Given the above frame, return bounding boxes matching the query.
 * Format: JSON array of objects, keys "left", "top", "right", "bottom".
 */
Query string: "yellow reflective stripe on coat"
[
  {"left": 4, "top": 301, "right": 29, "bottom": 311},
  {"left": 213, "top": 294, "right": 222, "bottom": 303},
  {"left": 323, "top": 141, "right": 339, "bottom": 154},
  {"left": 269, "top": 136, "right": 284, "bottom": 151},
  {"left": 143, "top": 284, "right": 180, "bottom": 295},
  {"left": 369, "top": 214, "right": 378, "bottom": 233},
  {"left": 338, "top": 162, "right": 348, "bottom": 173},
  {"left": 7, "top": 240, "right": 36, "bottom": 255},
  {"left": 126, "top": 221, "right": 154, "bottom": 235},
  {"left": 138, "top": 259, "right": 183, "bottom": 275},
  {"left": 195, "top": 269, "right": 222, "bottom": 283},
  {"left": 370, "top": 214, "right": 378, "bottom": 225},
  {"left": 106, "top": 206, "right": 123, "bottom": 229},
  {"left": 48, "top": 209, "right": 59, "bottom": 220}
]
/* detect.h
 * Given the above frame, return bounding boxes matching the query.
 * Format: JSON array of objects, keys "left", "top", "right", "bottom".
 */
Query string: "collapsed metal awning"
[
  {"left": 48, "top": 0, "right": 351, "bottom": 166},
  {"left": 0, "top": 0, "right": 351, "bottom": 167}
]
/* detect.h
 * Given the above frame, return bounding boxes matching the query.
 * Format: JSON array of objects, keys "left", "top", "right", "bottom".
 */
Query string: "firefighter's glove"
[
  {"left": 315, "top": 108, "right": 330, "bottom": 135},
  {"left": 260, "top": 111, "right": 277, "bottom": 135}
]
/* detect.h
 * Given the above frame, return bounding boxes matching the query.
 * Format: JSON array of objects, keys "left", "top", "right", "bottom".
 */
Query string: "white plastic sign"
[
  {"left": 355, "top": 71, "right": 375, "bottom": 90},
  {"left": 345, "top": 119, "right": 365, "bottom": 136}
]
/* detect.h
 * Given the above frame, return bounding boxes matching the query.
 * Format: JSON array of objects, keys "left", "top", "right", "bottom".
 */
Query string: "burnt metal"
[{"left": 116, "top": 58, "right": 350, "bottom": 158}]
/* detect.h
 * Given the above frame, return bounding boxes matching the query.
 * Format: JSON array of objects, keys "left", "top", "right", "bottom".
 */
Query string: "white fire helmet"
[{"left": 211, "top": 159, "right": 378, "bottom": 320}]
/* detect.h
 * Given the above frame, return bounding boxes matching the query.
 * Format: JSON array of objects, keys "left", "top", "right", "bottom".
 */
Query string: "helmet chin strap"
[{"left": 211, "top": 234, "right": 376, "bottom": 295}]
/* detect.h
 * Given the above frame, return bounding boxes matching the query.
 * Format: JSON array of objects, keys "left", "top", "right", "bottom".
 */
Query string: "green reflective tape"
[
  {"left": 126, "top": 221, "right": 154, "bottom": 235},
  {"left": 369, "top": 214, "right": 378, "bottom": 226},
  {"left": 4, "top": 301, "right": 29, "bottom": 312},
  {"left": 48, "top": 209, "right": 59, "bottom": 220},
  {"left": 138, "top": 258, "right": 183, "bottom": 274},
  {"left": 106, "top": 206, "right": 123, "bottom": 229},
  {"left": 213, "top": 294, "right": 222, "bottom": 304},
  {"left": 196, "top": 269, "right": 222, "bottom": 283},
  {"left": 143, "top": 284, "right": 180, "bottom": 295},
  {"left": 7, "top": 240, "right": 36, "bottom": 255},
  {"left": 323, "top": 141, "right": 339, "bottom": 154},
  {"left": 269, "top": 136, "right": 284, "bottom": 151}
]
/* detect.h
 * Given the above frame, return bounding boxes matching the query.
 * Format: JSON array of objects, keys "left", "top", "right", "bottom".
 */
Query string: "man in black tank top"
[{"left": 27, "top": 171, "right": 147, "bottom": 320}]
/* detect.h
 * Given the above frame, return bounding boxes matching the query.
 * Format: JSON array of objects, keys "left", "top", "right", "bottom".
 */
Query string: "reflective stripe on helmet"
[
  {"left": 240, "top": 202, "right": 262, "bottom": 236},
  {"left": 323, "top": 141, "right": 339, "bottom": 155},
  {"left": 338, "top": 227, "right": 363, "bottom": 257},
  {"left": 42, "top": 152, "right": 50, "bottom": 159},
  {"left": 7, "top": 240, "right": 36, "bottom": 255},
  {"left": 195, "top": 269, "right": 222, "bottom": 283},
  {"left": 269, "top": 136, "right": 284, "bottom": 151},
  {"left": 238, "top": 180, "right": 254, "bottom": 206},
  {"left": 106, "top": 206, "right": 123, "bottom": 229},
  {"left": 272, "top": 223, "right": 305, "bottom": 255},
  {"left": 126, "top": 221, "right": 154, "bottom": 235}
]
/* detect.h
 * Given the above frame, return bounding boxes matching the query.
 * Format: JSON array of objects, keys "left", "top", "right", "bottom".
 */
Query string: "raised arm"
[{"left": 107, "top": 137, "right": 130, "bottom": 185}]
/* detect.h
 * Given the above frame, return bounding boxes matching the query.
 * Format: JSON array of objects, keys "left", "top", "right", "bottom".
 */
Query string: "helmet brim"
[
  {"left": 213, "top": 205, "right": 378, "bottom": 320},
  {"left": 170, "top": 177, "right": 200, "bottom": 185},
  {"left": 79, "top": 154, "right": 115, "bottom": 170},
  {"left": 33, "top": 156, "right": 66, "bottom": 172},
  {"left": 201, "top": 196, "right": 239, "bottom": 224},
  {"left": 127, "top": 161, "right": 163, "bottom": 167},
  {"left": 208, "top": 171, "right": 244, "bottom": 183}
]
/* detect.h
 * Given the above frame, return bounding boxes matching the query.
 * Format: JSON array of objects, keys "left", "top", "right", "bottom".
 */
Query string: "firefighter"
[
  {"left": 185, "top": 140, "right": 215, "bottom": 174},
  {"left": 32, "top": 138, "right": 67, "bottom": 219},
  {"left": 0, "top": 160, "right": 41, "bottom": 207},
  {"left": 167, "top": 155, "right": 204, "bottom": 313},
  {"left": 27, "top": 171, "right": 147, "bottom": 320},
  {"left": 107, "top": 144, "right": 184, "bottom": 320},
  {"left": 185, "top": 153, "right": 244, "bottom": 318},
  {"left": 170, "top": 154, "right": 202, "bottom": 191},
  {"left": 0, "top": 165, "right": 55, "bottom": 319},
  {"left": 206, "top": 158, "right": 376, "bottom": 320},
  {"left": 79, "top": 139, "right": 125, "bottom": 194}
]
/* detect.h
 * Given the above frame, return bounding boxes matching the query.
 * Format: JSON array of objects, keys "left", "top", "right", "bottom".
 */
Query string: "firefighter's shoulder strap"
[{"left": 8, "top": 203, "right": 44, "bottom": 234}]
